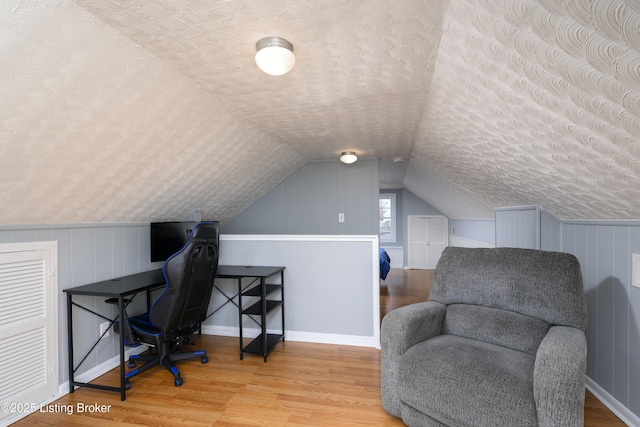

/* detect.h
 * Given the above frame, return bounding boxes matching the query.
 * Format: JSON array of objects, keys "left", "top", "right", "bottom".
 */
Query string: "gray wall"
[
  {"left": 495, "top": 206, "right": 562, "bottom": 251},
  {"left": 495, "top": 207, "right": 640, "bottom": 421},
  {"left": 563, "top": 221, "right": 640, "bottom": 418},
  {"left": 540, "top": 209, "right": 562, "bottom": 252},
  {"left": 222, "top": 159, "right": 379, "bottom": 235},
  {"left": 205, "top": 235, "right": 379, "bottom": 345},
  {"left": 0, "top": 224, "right": 154, "bottom": 385},
  {"left": 495, "top": 206, "right": 540, "bottom": 249},
  {"left": 449, "top": 219, "right": 496, "bottom": 246}
]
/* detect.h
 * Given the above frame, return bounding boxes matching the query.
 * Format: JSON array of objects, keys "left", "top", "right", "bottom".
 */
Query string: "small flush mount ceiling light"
[
  {"left": 340, "top": 151, "right": 358, "bottom": 164},
  {"left": 255, "top": 36, "right": 295, "bottom": 76}
]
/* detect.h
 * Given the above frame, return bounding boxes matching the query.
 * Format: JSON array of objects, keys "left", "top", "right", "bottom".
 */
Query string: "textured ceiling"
[
  {"left": 74, "top": 0, "right": 444, "bottom": 161},
  {"left": 414, "top": 0, "right": 640, "bottom": 219},
  {"left": 1, "top": 0, "right": 639, "bottom": 224}
]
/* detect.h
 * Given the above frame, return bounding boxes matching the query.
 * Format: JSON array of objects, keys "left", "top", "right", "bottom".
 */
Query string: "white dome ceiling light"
[
  {"left": 340, "top": 151, "right": 358, "bottom": 164},
  {"left": 255, "top": 37, "right": 295, "bottom": 76}
]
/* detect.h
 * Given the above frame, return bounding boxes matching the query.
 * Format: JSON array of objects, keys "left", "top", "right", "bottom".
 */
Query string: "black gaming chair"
[{"left": 115, "top": 221, "right": 219, "bottom": 388}]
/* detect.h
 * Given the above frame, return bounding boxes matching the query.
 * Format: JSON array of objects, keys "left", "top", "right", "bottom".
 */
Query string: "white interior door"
[
  {"left": 427, "top": 217, "right": 446, "bottom": 268},
  {"left": 408, "top": 216, "right": 448, "bottom": 269},
  {"left": 409, "top": 217, "right": 429, "bottom": 269}
]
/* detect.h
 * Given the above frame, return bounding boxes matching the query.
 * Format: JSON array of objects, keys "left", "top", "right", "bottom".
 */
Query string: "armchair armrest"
[
  {"left": 381, "top": 301, "right": 446, "bottom": 416},
  {"left": 534, "top": 325, "right": 587, "bottom": 427}
]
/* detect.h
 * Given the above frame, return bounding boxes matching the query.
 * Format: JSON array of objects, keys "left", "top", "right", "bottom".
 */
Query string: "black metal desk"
[
  {"left": 216, "top": 266, "right": 285, "bottom": 362},
  {"left": 64, "top": 269, "right": 165, "bottom": 401},
  {"left": 64, "top": 265, "right": 285, "bottom": 400}
]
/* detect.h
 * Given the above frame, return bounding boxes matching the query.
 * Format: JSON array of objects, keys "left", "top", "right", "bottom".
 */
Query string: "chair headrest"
[{"left": 190, "top": 222, "right": 218, "bottom": 240}]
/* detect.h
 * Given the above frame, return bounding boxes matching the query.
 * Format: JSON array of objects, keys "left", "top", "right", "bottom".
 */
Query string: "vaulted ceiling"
[{"left": 1, "top": 0, "right": 639, "bottom": 224}]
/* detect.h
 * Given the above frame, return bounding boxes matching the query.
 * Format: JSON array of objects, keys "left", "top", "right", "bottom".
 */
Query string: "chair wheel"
[
  {"left": 201, "top": 356, "right": 208, "bottom": 364},
  {"left": 125, "top": 380, "right": 132, "bottom": 390},
  {"left": 128, "top": 360, "right": 136, "bottom": 368},
  {"left": 174, "top": 376, "right": 184, "bottom": 387}
]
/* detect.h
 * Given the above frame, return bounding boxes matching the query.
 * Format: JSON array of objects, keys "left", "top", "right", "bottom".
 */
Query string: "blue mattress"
[{"left": 380, "top": 248, "right": 391, "bottom": 280}]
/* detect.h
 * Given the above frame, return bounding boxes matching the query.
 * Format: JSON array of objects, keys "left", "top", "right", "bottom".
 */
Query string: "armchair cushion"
[
  {"left": 442, "top": 304, "right": 550, "bottom": 355},
  {"left": 399, "top": 334, "right": 537, "bottom": 427}
]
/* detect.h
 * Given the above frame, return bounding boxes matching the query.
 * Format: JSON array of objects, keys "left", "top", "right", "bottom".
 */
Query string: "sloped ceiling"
[
  {"left": 1, "top": 0, "right": 639, "bottom": 225},
  {"left": 416, "top": 0, "right": 640, "bottom": 219}
]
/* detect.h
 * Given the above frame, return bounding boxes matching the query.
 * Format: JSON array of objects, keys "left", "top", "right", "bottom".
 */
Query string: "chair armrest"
[
  {"left": 534, "top": 325, "right": 587, "bottom": 427},
  {"left": 381, "top": 301, "right": 446, "bottom": 416}
]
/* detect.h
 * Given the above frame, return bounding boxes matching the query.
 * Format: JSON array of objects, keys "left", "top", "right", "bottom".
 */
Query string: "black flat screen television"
[{"left": 150, "top": 221, "right": 219, "bottom": 262}]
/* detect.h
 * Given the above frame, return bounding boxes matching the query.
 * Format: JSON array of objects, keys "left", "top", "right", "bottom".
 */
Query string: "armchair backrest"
[
  {"left": 149, "top": 222, "right": 219, "bottom": 333},
  {"left": 430, "top": 247, "right": 587, "bottom": 330}
]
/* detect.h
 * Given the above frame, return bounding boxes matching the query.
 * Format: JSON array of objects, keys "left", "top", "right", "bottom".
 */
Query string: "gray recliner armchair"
[{"left": 381, "top": 247, "right": 587, "bottom": 427}]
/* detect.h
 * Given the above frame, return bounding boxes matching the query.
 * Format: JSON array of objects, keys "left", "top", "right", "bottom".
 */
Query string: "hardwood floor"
[
  {"left": 15, "top": 336, "right": 401, "bottom": 427},
  {"left": 380, "top": 268, "right": 433, "bottom": 318},
  {"left": 14, "top": 268, "right": 625, "bottom": 426}
]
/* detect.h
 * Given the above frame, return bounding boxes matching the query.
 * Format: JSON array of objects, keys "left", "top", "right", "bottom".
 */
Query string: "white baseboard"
[
  {"left": 586, "top": 376, "right": 637, "bottom": 426},
  {"left": 285, "top": 330, "right": 379, "bottom": 348},
  {"left": 201, "top": 325, "right": 379, "bottom": 349},
  {"left": 200, "top": 324, "right": 240, "bottom": 337},
  {"left": 59, "top": 345, "right": 149, "bottom": 395}
]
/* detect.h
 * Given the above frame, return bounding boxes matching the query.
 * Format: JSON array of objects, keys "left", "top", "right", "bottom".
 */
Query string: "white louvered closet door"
[{"left": 0, "top": 242, "right": 58, "bottom": 424}]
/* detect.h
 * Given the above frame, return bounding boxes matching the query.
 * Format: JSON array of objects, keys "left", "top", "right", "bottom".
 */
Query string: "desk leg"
[
  {"left": 261, "top": 277, "right": 267, "bottom": 362},
  {"left": 67, "top": 293, "right": 74, "bottom": 394},
  {"left": 281, "top": 270, "right": 285, "bottom": 343},
  {"left": 118, "top": 296, "right": 126, "bottom": 401},
  {"left": 238, "top": 278, "right": 243, "bottom": 360}
]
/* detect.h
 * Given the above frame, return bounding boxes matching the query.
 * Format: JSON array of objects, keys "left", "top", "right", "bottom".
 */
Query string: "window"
[{"left": 379, "top": 193, "right": 396, "bottom": 242}]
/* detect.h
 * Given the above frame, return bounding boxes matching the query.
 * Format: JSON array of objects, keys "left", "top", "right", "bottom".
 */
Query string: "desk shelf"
[
  {"left": 237, "top": 269, "right": 285, "bottom": 362},
  {"left": 243, "top": 333, "right": 283, "bottom": 357},
  {"left": 242, "top": 299, "right": 282, "bottom": 316},
  {"left": 242, "top": 284, "right": 281, "bottom": 298}
]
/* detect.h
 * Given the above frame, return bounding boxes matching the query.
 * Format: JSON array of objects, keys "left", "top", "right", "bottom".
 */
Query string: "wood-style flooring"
[
  {"left": 14, "top": 268, "right": 625, "bottom": 426},
  {"left": 380, "top": 268, "right": 434, "bottom": 318}
]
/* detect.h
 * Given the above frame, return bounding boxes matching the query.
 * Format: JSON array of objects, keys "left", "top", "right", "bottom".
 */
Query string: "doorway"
[{"left": 407, "top": 215, "right": 448, "bottom": 269}]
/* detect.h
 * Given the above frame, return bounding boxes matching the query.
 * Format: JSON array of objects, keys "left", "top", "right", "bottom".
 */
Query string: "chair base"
[{"left": 125, "top": 341, "right": 208, "bottom": 387}]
